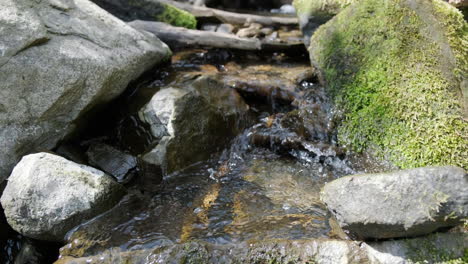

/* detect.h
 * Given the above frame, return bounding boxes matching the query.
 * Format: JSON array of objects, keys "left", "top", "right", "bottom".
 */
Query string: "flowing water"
[
  {"left": 54, "top": 48, "right": 391, "bottom": 263},
  {"left": 0, "top": 48, "right": 390, "bottom": 263}
]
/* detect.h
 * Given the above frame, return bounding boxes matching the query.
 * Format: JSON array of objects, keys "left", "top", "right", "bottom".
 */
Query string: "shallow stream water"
[
  {"left": 1, "top": 48, "right": 390, "bottom": 263},
  {"left": 53, "top": 48, "right": 391, "bottom": 263}
]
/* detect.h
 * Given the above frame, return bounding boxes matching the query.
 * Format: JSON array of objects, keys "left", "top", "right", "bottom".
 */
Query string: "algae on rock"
[{"left": 309, "top": 0, "right": 468, "bottom": 169}]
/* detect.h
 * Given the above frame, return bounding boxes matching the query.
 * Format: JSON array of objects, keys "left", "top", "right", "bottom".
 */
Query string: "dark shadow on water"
[{"left": 0, "top": 195, "right": 61, "bottom": 264}]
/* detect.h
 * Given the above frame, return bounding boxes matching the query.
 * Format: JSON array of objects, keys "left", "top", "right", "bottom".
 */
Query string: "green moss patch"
[
  {"left": 309, "top": 0, "right": 468, "bottom": 169},
  {"left": 156, "top": 4, "right": 197, "bottom": 29}
]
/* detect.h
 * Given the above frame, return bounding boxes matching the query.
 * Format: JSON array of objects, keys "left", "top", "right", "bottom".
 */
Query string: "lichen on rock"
[{"left": 309, "top": 0, "right": 468, "bottom": 169}]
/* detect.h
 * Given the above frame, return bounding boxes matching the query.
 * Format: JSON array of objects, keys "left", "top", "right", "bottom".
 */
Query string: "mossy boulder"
[
  {"left": 293, "top": 0, "right": 356, "bottom": 43},
  {"left": 92, "top": 0, "right": 197, "bottom": 29},
  {"left": 309, "top": 0, "right": 468, "bottom": 169}
]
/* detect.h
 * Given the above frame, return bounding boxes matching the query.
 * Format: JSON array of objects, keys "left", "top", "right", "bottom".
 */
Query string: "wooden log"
[
  {"left": 129, "top": 20, "right": 262, "bottom": 50},
  {"left": 158, "top": 0, "right": 298, "bottom": 26}
]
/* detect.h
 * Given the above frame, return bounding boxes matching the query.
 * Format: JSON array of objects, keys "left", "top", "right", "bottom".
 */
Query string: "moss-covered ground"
[{"left": 309, "top": 0, "right": 468, "bottom": 169}]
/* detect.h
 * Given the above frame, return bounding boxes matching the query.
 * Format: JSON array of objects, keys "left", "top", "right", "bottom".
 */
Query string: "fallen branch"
[
  {"left": 158, "top": 0, "right": 298, "bottom": 26},
  {"left": 130, "top": 20, "right": 262, "bottom": 50}
]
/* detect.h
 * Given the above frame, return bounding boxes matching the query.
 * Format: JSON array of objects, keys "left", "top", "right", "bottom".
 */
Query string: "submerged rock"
[
  {"left": 219, "top": 63, "right": 315, "bottom": 105},
  {"left": 321, "top": 166, "right": 468, "bottom": 240},
  {"left": 0, "top": 153, "right": 125, "bottom": 242},
  {"left": 308, "top": 0, "right": 468, "bottom": 169},
  {"left": 86, "top": 143, "right": 138, "bottom": 183},
  {"left": 0, "top": 0, "right": 171, "bottom": 182},
  {"left": 12, "top": 239, "right": 42, "bottom": 264},
  {"left": 55, "top": 153, "right": 358, "bottom": 261},
  {"left": 56, "top": 233, "right": 467, "bottom": 264},
  {"left": 139, "top": 76, "right": 250, "bottom": 173}
]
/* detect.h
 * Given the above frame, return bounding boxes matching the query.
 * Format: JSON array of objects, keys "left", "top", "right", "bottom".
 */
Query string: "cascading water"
[{"left": 53, "top": 48, "right": 391, "bottom": 263}]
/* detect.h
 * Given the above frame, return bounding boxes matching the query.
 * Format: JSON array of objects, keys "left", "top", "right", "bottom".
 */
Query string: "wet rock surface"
[
  {"left": 86, "top": 143, "right": 138, "bottom": 183},
  {"left": 321, "top": 166, "right": 468, "bottom": 240},
  {"left": 0, "top": 153, "right": 126, "bottom": 242},
  {"left": 56, "top": 232, "right": 467, "bottom": 263},
  {"left": 0, "top": 0, "right": 171, "bottom": 183},
  {"left": 139, "top": 76, "right": 251, "bottom": 173}
]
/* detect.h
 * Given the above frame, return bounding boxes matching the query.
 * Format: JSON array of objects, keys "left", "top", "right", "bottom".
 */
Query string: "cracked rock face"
[
  {"left": 0, "top": 153, "right": 126, "bottom": 242},
  {"left": 321, "top": 166, "right": 468, "bottom": 240},
  {"left": 0, "top": 0, "right": 171, "bottom": 182}
]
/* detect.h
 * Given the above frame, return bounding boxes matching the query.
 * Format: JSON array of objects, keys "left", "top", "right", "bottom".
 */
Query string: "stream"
[
  {"left": 55, "top": 48, "right": 390, "bottom": 263},
  {"left": 2, "top": 48, "right": 390, "bottom": 263}
]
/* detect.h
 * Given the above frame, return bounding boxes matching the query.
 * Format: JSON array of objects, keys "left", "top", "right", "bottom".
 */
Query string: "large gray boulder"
[
  {"left": 0, "top": 0, "right": 171, "bottom": 182},
  {"left": 0, "top": 153, "right": 126, "bottom": 242},
  {"left": 321, "top": 166, "right": 468, "bottom": 240},
  {"left": 139, "top": 75, "right": 250, "bottom": 173}
]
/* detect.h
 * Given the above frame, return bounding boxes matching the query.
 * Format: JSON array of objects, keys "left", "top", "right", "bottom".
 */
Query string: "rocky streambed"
[
  {"left": 0, "top": 47, "right": 370, "bottom": 261},
  {"left": 3, "top": 48, "right": 466, "bottom": 263},
  {"left": 1, "top": 0, "right": 467, "bottom": 263},
  {"left": 54, "top": 48, "right": 374, "bottom": 261}
]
